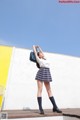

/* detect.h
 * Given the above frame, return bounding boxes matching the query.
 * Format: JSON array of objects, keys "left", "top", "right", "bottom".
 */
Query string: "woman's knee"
[
  {"left": 38, "top": 88, "right": 42, "bottom": 94},
  {"left": 44, "top": 82, "right": 52, "bottom": 96},
  {"left": 37, "top": 80, "right": 43, "bottom": 93}
]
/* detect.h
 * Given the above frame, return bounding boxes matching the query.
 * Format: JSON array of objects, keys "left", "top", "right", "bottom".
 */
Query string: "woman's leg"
[
  {"left": 37, "top": 80, "right": 43, "bottom": 97},
  {"left": 44, "top": 82, "right": 62, "bottom": 113},
  {"left": 44, "top": 82, "right": 53, "bottom": 97},
  {"left": 37, "top": 80, "right": 44, "bottom": 114}
]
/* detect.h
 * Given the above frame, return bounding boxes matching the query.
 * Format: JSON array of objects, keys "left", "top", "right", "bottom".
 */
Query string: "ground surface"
[{"left": 0, "top": 108, "right": 80, "bottom": 119}]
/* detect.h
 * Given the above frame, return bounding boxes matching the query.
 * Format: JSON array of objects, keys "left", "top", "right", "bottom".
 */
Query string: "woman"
[{"left": 33, "top": 45, "right": 62, "bottom": 114}]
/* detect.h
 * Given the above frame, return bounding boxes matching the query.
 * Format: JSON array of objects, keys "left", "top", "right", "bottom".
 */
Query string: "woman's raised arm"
[
  {"left": 33, "top": 45, "right": 39, "bottom": 59},
  {"left": 38, "top": 46, "right": 43, "bottom": 53}
]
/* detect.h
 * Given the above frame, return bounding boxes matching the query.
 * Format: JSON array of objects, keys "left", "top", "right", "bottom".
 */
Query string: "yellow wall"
[{"left": 0, "top": 46, "right": 13, "bottom": 108}]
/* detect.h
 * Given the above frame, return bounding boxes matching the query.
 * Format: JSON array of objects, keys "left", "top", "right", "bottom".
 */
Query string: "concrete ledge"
[
  {"left": 0, "top": 109, "right": 62, "bottom": 119},
  {"left": 0, "top": 108, "right": 80, "bottom": 119},
  {"left": 62, "top": 108, "right": 80, "bottom": 119}
]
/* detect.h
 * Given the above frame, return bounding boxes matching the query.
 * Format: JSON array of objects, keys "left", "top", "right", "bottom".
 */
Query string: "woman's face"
[{"left": 38, "top": 52, "right": 44, "bottom": 58}]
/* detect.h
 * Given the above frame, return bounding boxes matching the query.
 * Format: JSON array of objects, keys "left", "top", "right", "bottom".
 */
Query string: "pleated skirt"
[{"left": 35, "top": 67, "right": 52, "bottom": 82}]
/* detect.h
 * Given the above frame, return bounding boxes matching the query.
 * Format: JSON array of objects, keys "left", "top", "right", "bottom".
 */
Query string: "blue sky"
[{"left": 0, "top": 0, "right": 80, "bottom": 57}]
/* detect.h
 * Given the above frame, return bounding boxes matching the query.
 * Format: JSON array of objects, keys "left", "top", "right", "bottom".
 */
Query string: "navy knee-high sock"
[
  {"left": 37, "top": 97, "right": 43, "bottom": 111},
  {"left": 49, "top": 96, "right": 58, "bottom": 109},
  {"left": 49, "top": 96, "right": 62, "bottom": 113}
]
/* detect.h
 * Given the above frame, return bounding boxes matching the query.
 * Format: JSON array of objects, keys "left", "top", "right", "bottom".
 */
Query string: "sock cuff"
[{"left": 49, "top": 96, "right": 53, "bottom": 99}]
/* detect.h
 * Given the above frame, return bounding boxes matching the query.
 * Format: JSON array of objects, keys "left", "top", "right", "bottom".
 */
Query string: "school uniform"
[
  {"left": 35, "top": 56, "right": 52, "bottom": 82},
  {"left": 33, "top": 50, "right": 62, "bottom": 114}
]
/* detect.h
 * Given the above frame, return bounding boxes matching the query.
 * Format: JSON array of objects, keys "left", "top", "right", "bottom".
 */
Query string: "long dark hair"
[{"left": 36, "top": 52, "right": 40, "bottom": 68}]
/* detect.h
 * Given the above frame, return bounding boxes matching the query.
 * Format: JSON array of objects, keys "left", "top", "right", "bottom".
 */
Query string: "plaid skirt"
[{"left": 35, "top": 67, "right": 52, "bottom": 82}]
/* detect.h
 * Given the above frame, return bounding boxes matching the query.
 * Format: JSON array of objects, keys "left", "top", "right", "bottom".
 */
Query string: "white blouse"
[{"left": 36, "top": 56, "right": 50, "bottom": 68}]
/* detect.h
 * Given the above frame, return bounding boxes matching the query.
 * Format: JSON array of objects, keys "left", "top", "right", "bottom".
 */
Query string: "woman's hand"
[
  {"left": 33, "top": 45, "right": 39, "bottom": 48},
  {"left": 33, "top": 45, "right": 43, "bottom": 54},
  {"left": 35, "top": 45, "right": 39, "bottom": 48}
]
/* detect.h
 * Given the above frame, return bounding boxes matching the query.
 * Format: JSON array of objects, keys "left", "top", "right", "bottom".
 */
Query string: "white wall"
[{"left": 4, "top": 47, "right": 80, "bottom": 110}]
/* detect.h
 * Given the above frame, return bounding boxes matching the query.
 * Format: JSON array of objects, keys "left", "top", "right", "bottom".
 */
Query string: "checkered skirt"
[{"left": 35, "top": 67, "right": 52, "bottom": 82}]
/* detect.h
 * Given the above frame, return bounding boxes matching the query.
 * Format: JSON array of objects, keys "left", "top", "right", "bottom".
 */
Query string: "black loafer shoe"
[
  {"left": 40, "top": 109, "right": 44, "bottom": 114},
  {"left": 53, "top": 108, "right": 62, "bottom": 113}
]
